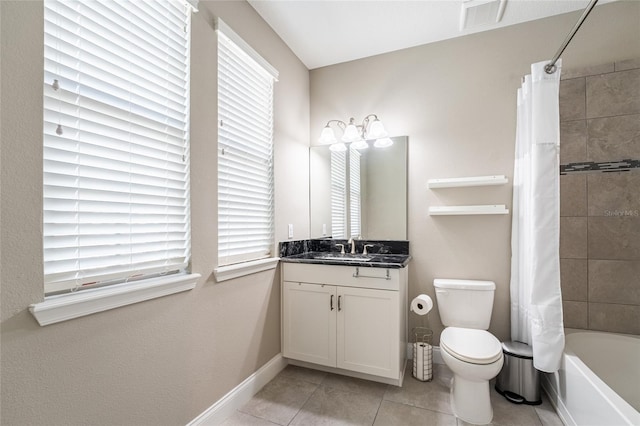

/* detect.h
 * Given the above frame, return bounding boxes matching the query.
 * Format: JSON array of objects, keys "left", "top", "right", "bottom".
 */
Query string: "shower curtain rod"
[{"left": 544, "top": 0, "right": 599, "bottom": 74}]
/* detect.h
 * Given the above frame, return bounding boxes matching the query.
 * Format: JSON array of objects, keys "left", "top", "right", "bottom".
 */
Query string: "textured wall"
[
  {"left": 559, "top": 58, "right": 640, "bottom": 334},
  {"left": 310, "top": 1, "right": 640, "bottom": 345},
  {"left": 2, "top": 1, "right": 640, "bottom": 424},
  {"left": 0, "top": 1, "right": 309, "bottom": 424}
]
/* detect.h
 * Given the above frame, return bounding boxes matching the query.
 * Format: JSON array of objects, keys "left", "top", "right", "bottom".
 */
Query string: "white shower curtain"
[{"left": 510, "top": 60, "right": 564, "bottom": 373}]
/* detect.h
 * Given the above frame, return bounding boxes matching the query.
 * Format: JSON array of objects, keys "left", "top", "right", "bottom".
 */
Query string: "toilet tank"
[{"left": 434, "top": 279, "right": 496, "bottom": 329}]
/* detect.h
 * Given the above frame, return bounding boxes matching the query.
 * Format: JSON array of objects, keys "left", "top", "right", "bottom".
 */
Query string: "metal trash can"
[{"left": 495, "top": 341, "right": 541, "bottom": 405}]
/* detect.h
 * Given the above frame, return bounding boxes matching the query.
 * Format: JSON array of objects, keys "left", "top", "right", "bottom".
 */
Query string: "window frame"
[
  {"left": 214, "top": 19, "right": 279, "bottom": 282},
  {"left": 31, "top": 0, "right": 200, "bottom": 325},
  {"left": 330, "top": 148, "right": 362, "bottom": 239}
]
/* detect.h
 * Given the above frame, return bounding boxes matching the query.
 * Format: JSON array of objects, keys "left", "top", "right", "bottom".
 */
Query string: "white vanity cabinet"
[
  {"left": 282, "top": 281, "right": 337, "bottom": 367},
  {"left": 282, "top": 262, "right": 408, "bottom": 386}
]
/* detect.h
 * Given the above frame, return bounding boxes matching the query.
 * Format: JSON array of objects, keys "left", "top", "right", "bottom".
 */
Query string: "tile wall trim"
[{"left": 561, "top": 159, "right": 640, "bottom": 175}]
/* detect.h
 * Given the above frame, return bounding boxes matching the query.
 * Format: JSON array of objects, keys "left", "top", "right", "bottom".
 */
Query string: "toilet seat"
[{"left": 441, "top": 327, "right": 502, "bottom": 365}]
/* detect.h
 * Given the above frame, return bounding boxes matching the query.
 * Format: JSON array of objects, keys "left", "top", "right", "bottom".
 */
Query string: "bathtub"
[{"left": 542, "top": 330, "right": 640, "bottom": 426}]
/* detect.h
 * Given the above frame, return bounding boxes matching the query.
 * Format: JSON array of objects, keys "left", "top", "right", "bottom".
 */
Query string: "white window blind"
[
  {"left": 217, "top": 23, "right": 277, "bottom": 266},
  {"left": 349, "top": 147, "right": 361, "bottom": 238},
  {"left": 331, "top": 150, "right": 347, "bottom": 239},
  {"left": 330, "top": 149, "right": 361, "bottom": 239},
  {"left": 43, "top": 0, "right": 193, "bottom": 295}
]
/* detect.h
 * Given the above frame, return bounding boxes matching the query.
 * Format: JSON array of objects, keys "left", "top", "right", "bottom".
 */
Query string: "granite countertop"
[
  {"left": 280, "top": 252, "right": 411, "bottom": 268},
  {"left": 279, "top": 239, "right": 411, "bottom": 268}
]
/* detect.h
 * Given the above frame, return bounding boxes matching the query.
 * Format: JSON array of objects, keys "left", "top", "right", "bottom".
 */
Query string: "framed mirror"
[{"left": 310, "top": 136, "right": 407, "bottom": 239}]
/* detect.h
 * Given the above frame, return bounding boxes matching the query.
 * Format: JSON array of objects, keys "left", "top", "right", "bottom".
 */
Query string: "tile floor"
[{"left": 222, "top": 363, "right": 564, "bottom": 426}]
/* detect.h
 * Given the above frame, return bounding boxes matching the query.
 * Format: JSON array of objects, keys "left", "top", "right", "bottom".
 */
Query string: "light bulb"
[
  {"left": 319, "top": 125, "right": 337, "bottom": 144},
  {"left": 341, "top": 123, "right": 361, "bottom": 142},
  {"left": 374, "top": 137, "right": 393, "bottom": 148},
  {"left": 367, "top": 119, "right": 388, "bottom": 139},
  {"left": 329, "top": 142, "right": 347, "bottom": 152}
]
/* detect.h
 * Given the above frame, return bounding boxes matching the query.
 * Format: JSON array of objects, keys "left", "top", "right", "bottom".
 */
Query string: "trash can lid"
[{"left": 501, "top": 341, "right": 534, "bottom": 359}]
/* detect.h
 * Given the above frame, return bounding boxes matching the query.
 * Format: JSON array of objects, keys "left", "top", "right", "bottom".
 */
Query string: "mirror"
[{"left": 310, "top": 136, "right": 407, "bottom": 239}]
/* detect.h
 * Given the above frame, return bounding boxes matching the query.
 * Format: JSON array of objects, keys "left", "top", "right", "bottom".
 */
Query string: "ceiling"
[{"left": 247, "top": 0, "right": 610, "bottom": 70}]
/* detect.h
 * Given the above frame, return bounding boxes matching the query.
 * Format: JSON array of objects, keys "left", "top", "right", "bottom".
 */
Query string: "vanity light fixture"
[{"left": 319, "top": 114, "right": 392, "bottom": 150}]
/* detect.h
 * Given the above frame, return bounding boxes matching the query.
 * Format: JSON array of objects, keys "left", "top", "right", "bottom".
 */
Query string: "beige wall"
[
  {"left": 0, "top": 1, "right": 309, "bottom": 425},
  {"left": 310, "top": 1, "right": 640, "bottom": 345},
  {"left": 558, "top": 59, "right": 640, "bottom": 335},
  {"left": 2, "top": 0, "right": 640, "bottom": 424}
]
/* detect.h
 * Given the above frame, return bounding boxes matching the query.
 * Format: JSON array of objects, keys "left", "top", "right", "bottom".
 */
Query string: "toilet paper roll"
[
  {"left": 413, "top": 342, "right": 424, "bottom": 379},
  {"left": 410, "top": 294, "right": 433, "bottom": 316}
]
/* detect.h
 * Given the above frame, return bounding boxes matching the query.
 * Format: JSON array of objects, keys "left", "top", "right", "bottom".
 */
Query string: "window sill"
[
  {"left": 214, "top": 258, "right": 280, "bottom": 283},
  {"left": 29, "top": 273, "right": 201, "bottom": 326}
]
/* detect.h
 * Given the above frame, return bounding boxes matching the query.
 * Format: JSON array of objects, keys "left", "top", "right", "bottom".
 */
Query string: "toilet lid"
[{"left": 441, "top": 327, "right": 503, "bottom": 365}]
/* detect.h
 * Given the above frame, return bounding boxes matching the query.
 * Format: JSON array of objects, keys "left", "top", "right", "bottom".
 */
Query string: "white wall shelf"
[
  {"left": 429, "top": 205, "right": 509, "bottom": 216},
  {"left": 427, "top": 175, "right": 508, "bottom": 189}
]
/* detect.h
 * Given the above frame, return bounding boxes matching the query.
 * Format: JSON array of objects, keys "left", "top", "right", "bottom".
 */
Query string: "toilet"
[{"left": 434, "top": 279, "right": 504, "bottom": 425}]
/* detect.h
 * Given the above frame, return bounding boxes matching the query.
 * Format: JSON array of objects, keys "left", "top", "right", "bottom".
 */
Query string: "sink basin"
[{"left": 315, "top": 254, "right": 373, "bottom": 262}]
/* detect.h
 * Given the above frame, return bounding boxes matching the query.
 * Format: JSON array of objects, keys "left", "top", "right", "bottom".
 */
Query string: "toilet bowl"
[
  {"left": 440, "top": 327, "right": 504, "bottom": 425},
  {"left": 433, "top": 279, "right": 503, "bottom": 425}
]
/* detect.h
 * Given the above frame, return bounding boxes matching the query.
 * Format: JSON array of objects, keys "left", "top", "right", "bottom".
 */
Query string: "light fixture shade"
[
  {"left": 374, "top": 137, "right": 393, "bottom": 148},
  {"left": 351, "top": 140, "right": 369, "bottom": 150},
  {"left": 367, "top": 119, "right": 388, "bottom": 139},
  {"left": 319, "top": 126, "right": 337, "bottom": 144},
  {"left": 341, "top": 123, "right": 361, "bottom": 142},
  {"left": 329, "top": 142, "right": 347, "bottom": 152}
]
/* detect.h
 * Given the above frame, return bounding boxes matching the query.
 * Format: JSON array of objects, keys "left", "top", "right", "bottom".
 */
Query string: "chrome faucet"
[{"left": 347, "top": 237, "right": 357, "bottom": 254}]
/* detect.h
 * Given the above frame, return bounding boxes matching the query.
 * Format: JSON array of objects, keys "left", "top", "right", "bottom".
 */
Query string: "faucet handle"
[
  {"left": 363, "top": 244, "right": 375, "bottom": 255},
  {"left": 335, "top": 243, "right": 345, "bottom": 254}
]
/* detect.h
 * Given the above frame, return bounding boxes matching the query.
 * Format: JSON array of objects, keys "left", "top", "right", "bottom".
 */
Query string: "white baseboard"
[
  {"left": 188, "top": 354, "right": 288, "bottom": 426},
  {"left": 406, "top": 343, "right": 444, "bottom": 365}
]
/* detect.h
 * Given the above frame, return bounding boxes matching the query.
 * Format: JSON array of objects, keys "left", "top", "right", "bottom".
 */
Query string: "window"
[
  {"left": 217, "top": 20, "right": 278, "bottom": 267},
  {"left": 330, "top": 150, "right": 347, "bottom": 239},
  {"left": 349, "top": 147, "right": 362, "bottom": 238},
  {"left": 42, "top": 0, "right": 194, "bottom": 295}
]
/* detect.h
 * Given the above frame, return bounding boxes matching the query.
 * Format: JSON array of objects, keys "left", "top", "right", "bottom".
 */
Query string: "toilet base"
[{"left": 450, "top": 375, "right": 493, "bottom": 425}]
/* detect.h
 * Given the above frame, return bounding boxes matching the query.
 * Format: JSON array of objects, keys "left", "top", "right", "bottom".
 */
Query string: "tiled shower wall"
[{"left": 559, "top": 58, "right": 640, "bottom": 335}]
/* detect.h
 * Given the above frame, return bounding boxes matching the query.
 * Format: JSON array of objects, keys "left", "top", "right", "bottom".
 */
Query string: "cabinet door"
[
  {"left": 336, "top": 286, "right": 399, "bottom": 378},
  {"left": 282, "top": 281, "right": 336, "bottom": 367}
]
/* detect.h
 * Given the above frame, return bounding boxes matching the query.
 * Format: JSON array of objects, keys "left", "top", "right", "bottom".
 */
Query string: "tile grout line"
[
  {"left": 285, "top": 380, "right": 322, "bottom": 426},
  {"left": 232, "top": 409, "right": 284, "bottom": 426},
  {"left": 585, "top": 134, "right": 590, "bottom": 331},
  {"left": 369, "top": 393, "right": 384, "bottom": 426},
  {"left": 583, "top": 74, "right": 590, "bottom": 332},
  {"left": 532, "top": 405, "right": 546, "bottom": 426}
]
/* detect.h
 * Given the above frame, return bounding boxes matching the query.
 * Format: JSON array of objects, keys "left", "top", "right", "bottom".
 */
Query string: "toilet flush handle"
[{"left": 435, "top": 289, "right": 449, "bottom": 297}]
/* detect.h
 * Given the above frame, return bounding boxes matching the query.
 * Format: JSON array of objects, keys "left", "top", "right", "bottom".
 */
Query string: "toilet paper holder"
[
  {"left": 412, "top": 327, "right": 433, "bottom": 382},
  {"left": 410, "top": 294, "right": 433, "bottom": 316}
]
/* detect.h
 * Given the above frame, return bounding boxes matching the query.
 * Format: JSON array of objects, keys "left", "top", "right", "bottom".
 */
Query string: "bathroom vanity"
[
  {"left": 280, "top": 241, "right": 410, "bottom": 386},
  {"left": 291, "top": 136, "right": 410, "bottom": 385}
]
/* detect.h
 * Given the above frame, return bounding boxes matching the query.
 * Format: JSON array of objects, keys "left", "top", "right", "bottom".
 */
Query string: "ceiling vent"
[{"left": 460, "top": 0, "right": 507, "bottom": 31}]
